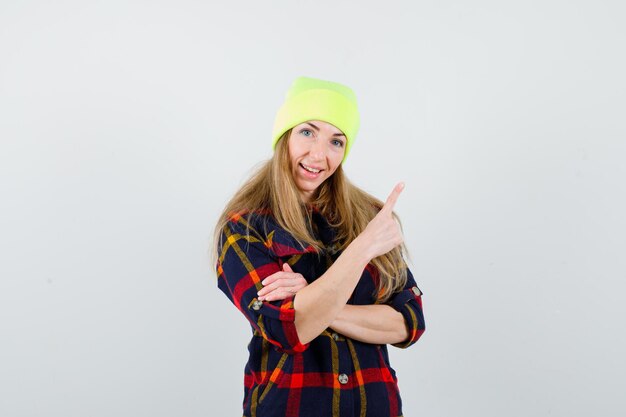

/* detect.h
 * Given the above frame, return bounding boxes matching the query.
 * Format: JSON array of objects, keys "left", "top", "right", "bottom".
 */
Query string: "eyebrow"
[{"left": 304, "top": 122, "right": 346, "bottom": 137}]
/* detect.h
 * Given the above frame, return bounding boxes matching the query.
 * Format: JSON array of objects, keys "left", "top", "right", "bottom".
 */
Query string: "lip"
[
  {"left": 300, "top": 163, "right": 324, "bottom": 171},
  {"left": 299, "top": 163, "right": 323, "bottom": 179}
]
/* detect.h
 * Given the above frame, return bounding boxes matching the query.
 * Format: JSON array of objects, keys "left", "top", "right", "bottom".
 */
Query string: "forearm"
[
  {"left": 293, "top": 236, "right": 371, "bottom": 344},
  {"left": 329, "top": 304, "right": 409, "bottom": 345}
]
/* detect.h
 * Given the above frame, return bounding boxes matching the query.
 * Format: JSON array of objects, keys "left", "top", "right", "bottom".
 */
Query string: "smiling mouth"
[{"left": 300, "top": 163, "right": 323, "bottom": 173}]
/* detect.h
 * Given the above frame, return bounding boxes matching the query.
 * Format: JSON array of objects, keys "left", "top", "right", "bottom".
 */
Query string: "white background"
[{"left": 1, "top": 1, "right": 625, "bottom": 416}]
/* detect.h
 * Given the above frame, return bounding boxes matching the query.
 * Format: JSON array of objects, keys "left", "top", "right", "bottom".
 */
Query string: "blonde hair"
[{"left": 211, "top": 129, "right": 409, "bottom": 303}]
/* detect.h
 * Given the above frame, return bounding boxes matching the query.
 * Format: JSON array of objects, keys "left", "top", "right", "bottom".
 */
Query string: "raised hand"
[
  {"left": 257, "top": 262, "right": 308, "bottom": 302},
  {"left": 359, "top": 182, "right": 405, "bottom": 260}
]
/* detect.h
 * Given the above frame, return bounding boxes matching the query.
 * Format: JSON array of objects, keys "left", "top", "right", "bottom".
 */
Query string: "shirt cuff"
[{"left": 247, "top": 296, "right": 310, "bottom": 354}]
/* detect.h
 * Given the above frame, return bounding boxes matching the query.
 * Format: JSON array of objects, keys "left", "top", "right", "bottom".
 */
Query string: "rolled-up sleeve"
[
  {"left": 216, "top": 216, "right": 309, "bottom": 354},
  {"left": 387, "top": 268, "right": 425, "bottom": 349}
]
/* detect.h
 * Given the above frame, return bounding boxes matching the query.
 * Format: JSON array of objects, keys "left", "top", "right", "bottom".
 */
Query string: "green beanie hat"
[{"left": 271, "top": 76, "right": 360, "bottom": 163}]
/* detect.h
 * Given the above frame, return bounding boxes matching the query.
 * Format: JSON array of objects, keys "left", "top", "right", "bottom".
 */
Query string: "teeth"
[{"left": 302, "top": 164, "right": 321, "bottom": 173}]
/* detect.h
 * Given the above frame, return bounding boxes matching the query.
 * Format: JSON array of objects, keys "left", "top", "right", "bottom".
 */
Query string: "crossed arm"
[
  {"left": 256, "top": 182, "right": 409, "bottom": 346},
  {"left": 329, "top": 303, "right": 409, "bottom": 345},
  {"left": 256, "top": 261, "right": 410, "bottom": 346}
]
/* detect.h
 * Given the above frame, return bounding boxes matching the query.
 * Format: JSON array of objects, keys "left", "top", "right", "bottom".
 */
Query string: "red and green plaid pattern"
[{"left": 216, "top": 208, "right": 425, "bottom": 417}]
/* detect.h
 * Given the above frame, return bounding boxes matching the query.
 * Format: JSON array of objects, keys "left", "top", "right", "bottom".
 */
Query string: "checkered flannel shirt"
[{"left": 216, "top": 207, "right": 425, "bottom": 417}]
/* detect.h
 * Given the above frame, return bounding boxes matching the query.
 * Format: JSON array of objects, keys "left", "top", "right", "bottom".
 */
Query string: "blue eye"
[
  {"left": 299, "top": 129, "right": 313, "bottom": 137},
  {"left": 332, "top": 139, "right": 344, "bottom": 147}
]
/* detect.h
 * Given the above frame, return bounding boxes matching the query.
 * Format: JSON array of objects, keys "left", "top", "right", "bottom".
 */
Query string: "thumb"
[{"left": 282, "top": 263, "right": 293, "bottom": 272}]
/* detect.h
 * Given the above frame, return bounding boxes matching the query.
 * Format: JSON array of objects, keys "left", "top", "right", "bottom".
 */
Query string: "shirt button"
[
  {"left": 338, "top": 373, "right": 349, "bottom": 385},
  {"left": 251, "top": 300, "right": 263, "bottom": 311},
  {"left": 412, "top": 286, "right": 422, "bottom": 296},
  {"left": 331, "top": 332, "right": 339, "bottom": 341}
]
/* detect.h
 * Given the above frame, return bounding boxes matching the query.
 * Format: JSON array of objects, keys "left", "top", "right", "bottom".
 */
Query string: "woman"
[{"left": 212, "top": 76, "right": 425, "bottom": 417}]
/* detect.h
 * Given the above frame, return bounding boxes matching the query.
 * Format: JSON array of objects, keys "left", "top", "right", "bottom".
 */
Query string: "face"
[{"left": 288, "top": 120, "right": 346, "bottom": 203}]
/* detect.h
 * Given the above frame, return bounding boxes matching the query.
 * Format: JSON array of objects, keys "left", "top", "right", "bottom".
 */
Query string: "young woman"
[{"left": 212, "top": 76, "right": 425, "bottom": 417}]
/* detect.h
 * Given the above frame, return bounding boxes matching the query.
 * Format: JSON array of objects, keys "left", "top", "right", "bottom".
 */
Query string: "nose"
[{"left": 308, "top": 138, "right": 326, "bottom": 161}]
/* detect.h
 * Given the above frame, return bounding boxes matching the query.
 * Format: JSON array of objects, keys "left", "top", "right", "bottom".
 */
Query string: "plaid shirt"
[{"left": 216, "top": 207, "right": 425, "bottom": 417}]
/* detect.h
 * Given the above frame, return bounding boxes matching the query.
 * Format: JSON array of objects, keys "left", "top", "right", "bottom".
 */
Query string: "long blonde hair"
[{"left": 211, "top": 129, "right": 408, "bottom": 303}]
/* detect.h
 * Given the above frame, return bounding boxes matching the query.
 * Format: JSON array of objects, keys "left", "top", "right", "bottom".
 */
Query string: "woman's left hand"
[{"left": 257, "top": 263, "right": 308, "bottom": 301}]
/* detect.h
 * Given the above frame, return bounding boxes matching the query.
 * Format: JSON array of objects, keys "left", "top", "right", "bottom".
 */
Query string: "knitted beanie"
[{"left": 271, "top": 76, "right": 360, "bottom": 163}]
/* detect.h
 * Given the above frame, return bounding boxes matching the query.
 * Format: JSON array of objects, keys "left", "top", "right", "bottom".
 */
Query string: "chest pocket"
[
  {"left": 267, "top": 229, "right": 321, "bottom": 284},
  {"left": 279, "top": 251, "right": 326, "bottom": 285}
]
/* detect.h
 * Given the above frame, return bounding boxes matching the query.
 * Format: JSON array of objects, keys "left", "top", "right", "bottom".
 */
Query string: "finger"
[
  {"left": 261, "top": 271, "right": 288, "bottom": 286},
  {"left": 261, "top": 263, "right": 296, "bottom": 285},
  {"left": 260, "top": 277, "right": 307, "bottom": 300},
  {"left": 263, "top": 288, "right": 299, "bottom": 302},
  {"left": 261, "top": 288, "right": 289, "bottom": 301},
  {"left": 381, "top": 182, "right": 405, "bottom": 214},
  {"left": 258, "top": 276, "right": 302, "bottom": 296}
]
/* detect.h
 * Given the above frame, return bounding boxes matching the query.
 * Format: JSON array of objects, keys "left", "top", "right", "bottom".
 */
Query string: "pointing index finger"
[{"left": 382, "top": 182, "right": 405, "bottom": 213}]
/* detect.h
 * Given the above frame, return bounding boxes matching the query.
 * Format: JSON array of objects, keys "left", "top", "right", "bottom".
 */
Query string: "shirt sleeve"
[
  {"left": 215, "top": 215, "right": 310, "bottom": 354},
  {"left": 386, "top": 267, "right": 425, "bottom": 349}
]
